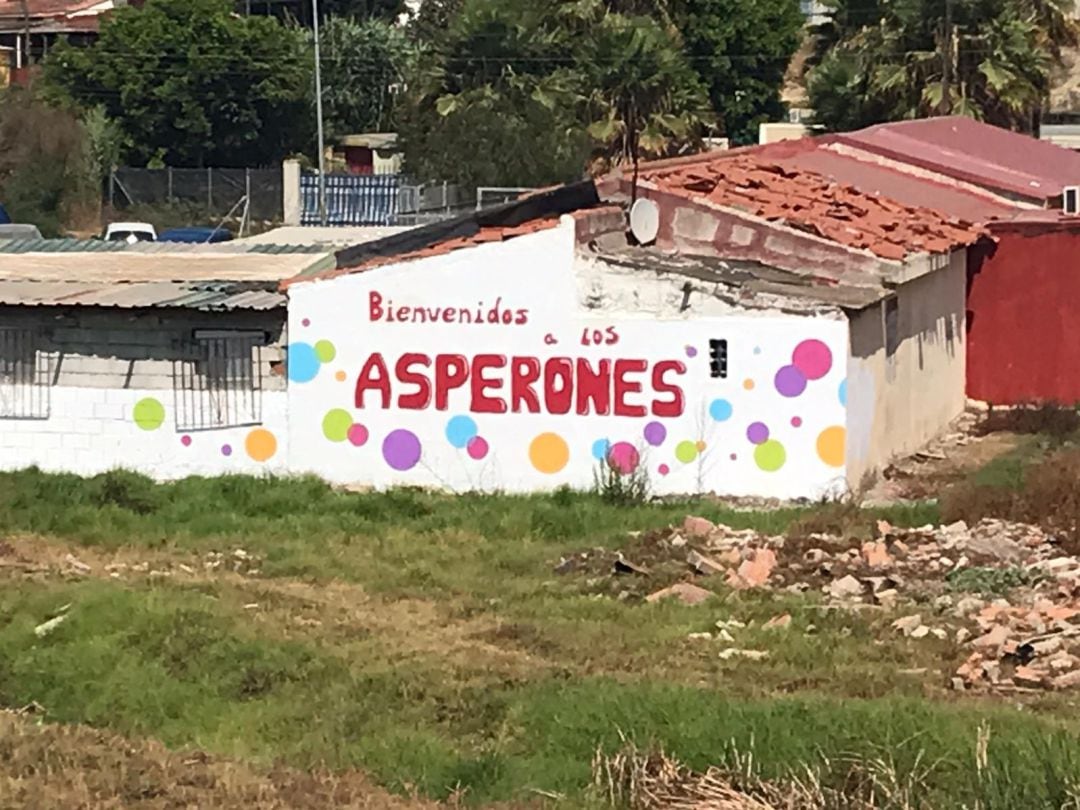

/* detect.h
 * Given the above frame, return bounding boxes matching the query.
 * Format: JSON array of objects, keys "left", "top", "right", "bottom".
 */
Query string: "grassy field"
[{"left": 3, "top": 467, "right": 1080, "bottom": 808}]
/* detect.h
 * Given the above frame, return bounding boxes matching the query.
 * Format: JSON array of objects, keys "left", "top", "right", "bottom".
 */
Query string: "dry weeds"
[{"left": 0, "top": 709, "right": 446, "bottom": 810}]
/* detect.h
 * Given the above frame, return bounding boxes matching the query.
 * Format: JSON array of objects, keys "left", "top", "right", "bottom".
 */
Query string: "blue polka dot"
[
  {"left": 709, "top": 398, "right": 733, "bottom": 422},
  {"left": 287, "top": 342, "right": 320, "bottom": 383},
  {"left": 445, "top": 415, "right": 478, "bottom": 448},
  {"left": 838, "top": 379, "right": 848, "bottom": 407},
  {"left": 591, "top": 439, "right": 610, "bottom": 461}
]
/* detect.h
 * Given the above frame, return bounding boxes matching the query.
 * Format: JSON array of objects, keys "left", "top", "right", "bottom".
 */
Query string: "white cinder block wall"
[{"left": 0, "top": 306, "right": 289, "bottom": 478}]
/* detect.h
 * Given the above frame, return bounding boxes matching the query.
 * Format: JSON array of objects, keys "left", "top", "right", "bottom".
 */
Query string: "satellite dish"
[{"left": 629, "top": 198, "right": 659, "bottom": 245}]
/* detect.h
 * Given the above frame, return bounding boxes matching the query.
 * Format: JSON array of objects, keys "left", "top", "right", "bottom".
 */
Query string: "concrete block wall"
[{"left": 0, "top": 306, "right": 289, "bottom": 479}]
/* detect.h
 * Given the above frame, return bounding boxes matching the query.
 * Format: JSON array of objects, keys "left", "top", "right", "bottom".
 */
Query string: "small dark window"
[
  {"left": 708, "top": 339, "right": 728, "bottom": 378},
  {"left": 885, "top": 298, "right": 900, "bottom": 358}
]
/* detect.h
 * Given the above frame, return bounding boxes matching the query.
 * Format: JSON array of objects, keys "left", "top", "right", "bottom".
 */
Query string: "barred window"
[
  {"left": 173, "top": 331, "right": 262, "bottom": 430},
  {"left": 0, "top": 328, "right": 50, "bottom": 420}
]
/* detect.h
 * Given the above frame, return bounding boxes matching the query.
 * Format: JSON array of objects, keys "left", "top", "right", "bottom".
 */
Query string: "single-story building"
[
  {"left": 0, "top": 239, "right": 330, "bottom": 478},
  {"left": 755, "top": 117, "right": 1080, "bottom": 405},
  {"left": 281, "top": 176, "right": 984, "bottom": 497}
]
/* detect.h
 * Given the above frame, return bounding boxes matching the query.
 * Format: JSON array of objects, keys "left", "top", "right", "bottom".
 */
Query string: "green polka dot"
[
  {"left": 675, "top": 440, "right": 698, "bottom": 464},
  {"left": 754, "top": 439, "right": 786, "bottom": 472},
  {"left": 315, "top": 340, "right": 336, "bottom": 363},
  {"left": 322, "top": 409, "right": 353, "bottom": 442},
  {"left": 132, "top": 397, "right": 165, "bottom": 431}
]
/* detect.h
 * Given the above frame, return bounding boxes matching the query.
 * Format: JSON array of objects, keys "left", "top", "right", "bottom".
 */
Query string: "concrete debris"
[
  {"left": 34, "top": 613, "right": 67, "bottom": 638},
  {"left": 891, "top": 614, "right": 923, "bottom": 637},
  {"left": 63, "top": 554, "right": 91, "bottom": 574},
  {"left": 686, "top": 549, "right": 726, "bottom": 577},
  {"left": 646, "top": 582, "right": 714, "bottom": 606},
  {"left": 718, "top": 648, "right": 769, "bottom": 661},
  {"left": 613, "top": 554, "right": 649, "bottom": 576},
  {"left": 682, "top": 515, "right": 716, "bottom": 539},
  {"left": 827, "top": 575, "right": 864, "bottom": 600},
  {"left": 763, "top": 613, "right": 792, "bottom": 630}
]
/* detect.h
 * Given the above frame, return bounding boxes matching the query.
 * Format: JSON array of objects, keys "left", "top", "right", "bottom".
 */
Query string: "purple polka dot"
[
  {"left": 181, "top": 435, "right": 192, "bottom": 447},
  {"left": 221, "top": 444, "right": 232, "bottom": 456},
  {"left": 775, "top": 365, "right": 807, "bottom": 397},
  {"left": 382, "top": 429, "right": 421, "bottom": 471},
  {"left": 685, "top": 346, "right": 698, "bottom": 358},
  {"left": 643, "top": 421, "right": 667, "bottom": 446},
  {"left": 746, "top": 422, "right": 769, "bottom": 445}
]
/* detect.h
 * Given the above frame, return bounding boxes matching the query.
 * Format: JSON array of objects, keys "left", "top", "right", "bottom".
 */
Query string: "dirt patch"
[{"left": 0, "top": 709, "right": 446, "bottom": 809}]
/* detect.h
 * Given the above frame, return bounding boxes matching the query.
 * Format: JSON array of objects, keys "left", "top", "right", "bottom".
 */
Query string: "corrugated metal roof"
[
  {"left": 0, "top": 238, "right": 326, "bottom": 254},
  {"left": 0, "top": 280, "right": 284, "bottom": 310},
  {"left": 0, "top": 252, "right": 333, "bottom": 283},
  {"left": 834, "top": 117, "right": 1080, "bottom": 202},
  {"left": 0, "top": 238, "right": 128, "bottom": 253}
]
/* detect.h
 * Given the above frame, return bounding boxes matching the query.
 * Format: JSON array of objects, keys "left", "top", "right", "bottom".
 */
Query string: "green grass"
[{"left": 5, "top": 468, "right": 1080, "bottom": 807}]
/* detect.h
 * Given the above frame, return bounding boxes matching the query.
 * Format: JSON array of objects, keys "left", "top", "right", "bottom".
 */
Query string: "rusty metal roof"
[
  {"left": 0, "top": 280, "right": 284, "bottom": 311},
  {"left": 0, "top": 252, "right": 333, "bottom": 284}
]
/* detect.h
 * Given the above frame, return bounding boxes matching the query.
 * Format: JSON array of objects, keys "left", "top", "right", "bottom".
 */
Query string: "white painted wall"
[
  {"left": 286, "top": 220, "right": 850, "bottom": 498},
  {"left": 0, "top": 387, "right": 288, "bottom": 479}
]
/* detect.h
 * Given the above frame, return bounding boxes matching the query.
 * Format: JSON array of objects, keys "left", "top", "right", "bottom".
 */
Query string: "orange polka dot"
[
  {"left": 335, "top": 370, "right": 347, "bottom": 382},
  {"left": 743, "top": 379, "right": 755, "bottom": 390},
  {"left": 816, "top": 426, "right": 845, "bottom": 468},
  {"left": 695, "top": 440, "right": 706, "bottom": 452},
  {"left": 245, "top": 428, "right": 277, "bottom": 462}
]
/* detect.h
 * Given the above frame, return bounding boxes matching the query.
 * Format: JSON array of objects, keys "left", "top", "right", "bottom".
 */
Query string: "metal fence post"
[
  {"left": 108, "top": 170, "right": 115, "bottom": 209},
  {"left": 244, "top": 168, "right": 252, "bottom": 234},
  {"left": 167, "top": 166, "right": 174, "bottom": 202},
  {"left": 207, "top": 167, "right": 213, "bottom": 215}
]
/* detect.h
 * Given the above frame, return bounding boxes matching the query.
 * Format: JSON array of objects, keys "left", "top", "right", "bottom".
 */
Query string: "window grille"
[
  {"left": 0, "top": 328, "right": 50, "bottom": 420},
  {"left": 173, "top": 331, "right": 262, "bottom": 430}
]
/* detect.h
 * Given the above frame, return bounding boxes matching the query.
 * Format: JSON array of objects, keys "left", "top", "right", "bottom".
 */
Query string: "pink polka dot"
[
  {"left": 467, "top": 436, "right": 489, "bottom": 460},
  {"left": 347, "top": 423, "right": 369, "bottom": 447},
  {"left": 180, "top": 435, "right": 192, "bottom": 447},
  {"left": 791, "top": 416, "right": 802, "bottom": 427},
  {"left": 658, "top": 463, "right": 670, "bottom": 476},
  {"left": 792, "top": 339, "right": 832, "bottom": 380},
  {"left": 729, "top": 453, "right": 737, "bottom": 460},
  {"left": 301, "top": 318, "right": 311, "bottom": 327},
  {"left": 607, "top": 441, "right": 640, "bottom": 475}
]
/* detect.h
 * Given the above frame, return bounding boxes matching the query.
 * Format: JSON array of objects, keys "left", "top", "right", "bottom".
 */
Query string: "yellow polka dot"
[
  {"left": 743, "top": 379, "right": 755, "bottom": 390},
  {"left": 245, "top": 428, "right": 277, "bottom": 462},
  {"left": 335, "top": 370, "right": 347, "bottom": 382},
  {"left": 529, "top": 432, "right": 569, "bottom": 474},
  {"left": 816, "top": 426, "right": 845, "bottom": 468}
]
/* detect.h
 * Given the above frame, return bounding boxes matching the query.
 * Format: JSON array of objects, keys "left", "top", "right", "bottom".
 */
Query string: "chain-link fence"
[{"left": 108, "top": 167, "right": 283, "bottom": 222}]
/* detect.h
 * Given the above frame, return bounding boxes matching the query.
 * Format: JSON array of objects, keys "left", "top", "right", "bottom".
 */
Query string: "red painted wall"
[{"left": 968, "top": 225, "right": 1080, "bottom": 404}]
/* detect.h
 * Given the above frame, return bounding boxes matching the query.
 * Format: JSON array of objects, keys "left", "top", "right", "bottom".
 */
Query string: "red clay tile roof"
[
  {"left": 0, "top": 0, "right": 107, "bottom": 19},
  {"left": 280, "top": 218, "right": 559, "bottom": 288},
  {"left": 641, "top": 155, "right": 988, "bottom": 261}
]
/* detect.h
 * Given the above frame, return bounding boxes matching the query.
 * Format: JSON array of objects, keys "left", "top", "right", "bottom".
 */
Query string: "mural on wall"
[{"left": 286, "top": 223, "right": 849, "bottom": 497}]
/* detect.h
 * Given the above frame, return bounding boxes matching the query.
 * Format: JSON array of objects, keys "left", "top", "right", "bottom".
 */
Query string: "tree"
[
  {"left": 320, "top": 17, "right": 411, "bottom": 140},
  {"left": 399, "top": 0, "right": 711, "bottom": 186},
  {"left": 671, "top": 0, "right": 804, "bottom": 145},
  {"left": 807, "top": 0, "right": 1079, "bottom": 132},
  {"left": 315, "top": 0, "right": 405, "bottom": 23},
  {"left": 42, "top": 0, "right": 312, "bottom": 167},
  {"left": 0, "top": 90, "right": 95, "bottom": 235}
]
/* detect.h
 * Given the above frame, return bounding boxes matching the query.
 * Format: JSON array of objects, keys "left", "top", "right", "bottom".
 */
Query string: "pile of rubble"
[
  {"left": 71, "top": 549, "right": 262, "bottom": 579},
  {"left": 558, "top": 514, "right": 1080, "bottom": 693}
]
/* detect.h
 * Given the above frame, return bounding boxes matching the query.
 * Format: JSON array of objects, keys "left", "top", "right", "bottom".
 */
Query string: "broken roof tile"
[{"left": 641, "top": 155, "right": 989, "bottom": 261}]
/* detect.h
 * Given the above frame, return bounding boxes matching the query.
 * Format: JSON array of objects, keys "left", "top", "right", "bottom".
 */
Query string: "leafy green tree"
[
  {"left": 321, "top": 17, "right": 410, "bottom": 140},
  {"left": 399, "top": 0, "right": 711, "bottom": 186},
  {"left": 671, "top": 0, "right": 804, "bottom": 145},
  {"left": 43, "top": 0, "right": 312, "bottom": 167},
  {"left": 808, "top": 0, "right": 1078, "bottom": 132},
  {"left": 0, "top": 90, "right": 93, "bottom": 235},
  {"left": 316, "top": 0, "right": 405, "bottom": 23}
]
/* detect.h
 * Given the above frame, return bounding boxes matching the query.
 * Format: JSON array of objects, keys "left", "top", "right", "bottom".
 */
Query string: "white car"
[{"left": 104, "top": 222, "right": 157, "bottom": 244}]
